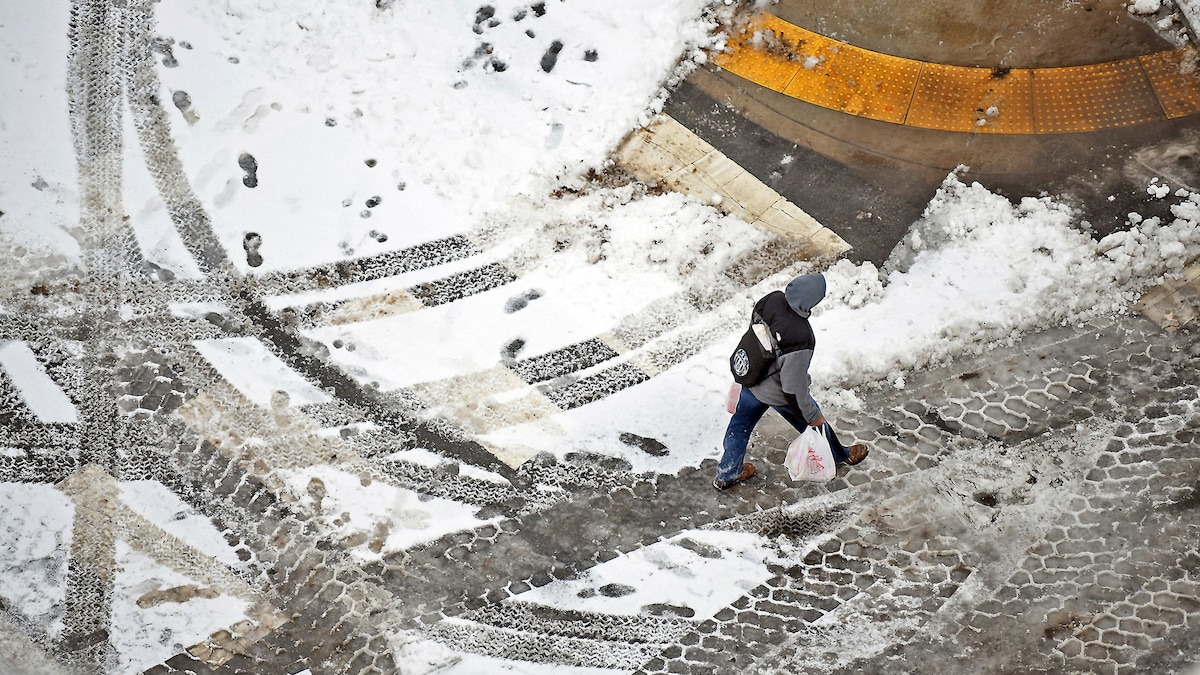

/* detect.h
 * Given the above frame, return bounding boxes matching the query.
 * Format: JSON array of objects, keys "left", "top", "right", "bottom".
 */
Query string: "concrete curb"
[{"left": 616, "top": 114, "right": 851, "bottom": 259}]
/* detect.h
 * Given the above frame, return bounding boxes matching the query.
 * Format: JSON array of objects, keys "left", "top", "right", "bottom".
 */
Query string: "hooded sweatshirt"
[
  {"left": 784, "top": 274, "right": 826, "bottom": 318},
  {"left": 747, "top": 274, "right": 826, "bottom": 423}
]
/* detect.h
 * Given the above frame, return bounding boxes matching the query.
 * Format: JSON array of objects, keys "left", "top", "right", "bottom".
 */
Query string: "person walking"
[{"left": 714, "top": 273, "right": 868, "bottom": 490}]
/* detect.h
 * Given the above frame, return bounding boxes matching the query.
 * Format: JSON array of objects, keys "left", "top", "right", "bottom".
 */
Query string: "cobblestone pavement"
[
  {"left": 6, "top": 230, "right": 1199, "bottom": 675},
  {"left": 653, "top": 316, "right": 1200, "bottom": 675},
  {"left": 3, "top": 1, "right": 1200, "bottom": 675}
]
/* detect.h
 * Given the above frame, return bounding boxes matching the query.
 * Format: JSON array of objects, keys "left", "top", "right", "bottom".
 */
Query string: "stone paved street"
[{"left": 4, "top": 250, "right": 1196, "bottom": 674}]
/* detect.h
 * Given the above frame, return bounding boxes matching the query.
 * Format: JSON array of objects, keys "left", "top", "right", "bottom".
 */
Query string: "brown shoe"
[
  {"left": 846, "top": 444, "right": 869, "bottom": 466},
  {"left": 713, "top": 463, "right": 756, "bottom": 490}
]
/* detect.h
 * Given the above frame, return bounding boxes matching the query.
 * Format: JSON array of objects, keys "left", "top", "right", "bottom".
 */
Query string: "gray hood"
[{"left": 784, "top": 274, "right": 826, "bottom": 318}]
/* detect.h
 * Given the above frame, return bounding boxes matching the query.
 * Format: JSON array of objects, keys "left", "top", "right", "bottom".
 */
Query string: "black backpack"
[{"left": 729, "top": 311, "right": 780, "bottom": 386}]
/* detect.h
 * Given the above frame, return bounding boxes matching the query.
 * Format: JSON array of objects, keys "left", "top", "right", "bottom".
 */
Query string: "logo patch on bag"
[
  {"left": 731, "top": 349, "right": 750, "bottom": 378},
  {"left": 729, "top": 311, "right": 779, "bottom": 387},
  {"left": 806, "top": 448, "right": 827, "bottom": 474}
]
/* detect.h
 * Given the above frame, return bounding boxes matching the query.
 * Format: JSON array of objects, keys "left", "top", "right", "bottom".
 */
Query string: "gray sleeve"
[{"left": 779, "top": 349, "right": 822, "bottom": 423}]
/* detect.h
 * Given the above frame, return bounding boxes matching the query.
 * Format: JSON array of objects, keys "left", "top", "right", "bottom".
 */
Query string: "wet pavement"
[
  {"left": 773, "top": 0, "right": 1178, "bottom": 68},
  {"left": 675, "top": 0, "right": 1200, "bottom": 265},
  {"left": 3, "top": 1, "right": 1200, "bottom": 674}
]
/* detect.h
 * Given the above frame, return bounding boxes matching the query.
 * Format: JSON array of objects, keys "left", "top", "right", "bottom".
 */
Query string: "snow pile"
[
  {"left": 822, "top": 258, "right": 884, "bottom": 309},
  {"left": 1099, "top": 186, "right": 1200, "bottom": 284},
  {"left": 808, "top": 173, "right": 1200, "bottom": 393},
  {"left": 1128, "top": 0, "right": 1163, "bottom": 15}
]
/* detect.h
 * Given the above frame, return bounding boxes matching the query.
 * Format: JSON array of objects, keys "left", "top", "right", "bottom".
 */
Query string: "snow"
[
  {"left": 193, "top": 337, "right": 332, "bottom": 408},
  {"left": 116, "top": 481, "right": 245, "bottom": 568},
  {"left": 434, "top": 653, "right": 621, "bottom": 675},
  {"left": 2, "top": 0, "right": 1200, "bottom": 671},
  {"left": 303, "top": 187, "right": 760, "bottom": 392},
  {"left": 110, "top": 542, "right": 250, "bottom": 675},
  {"left": 513, "top": 529, "right": 775, "bottom": 620},
  {"left": 277, "top": 465, "right": 502, "bottom": 559},
  {"left": 384, "top": 447, "right": 512, "bottom": 484},
  {"left": 151, "top": 0, "right": 725, "bottom": 274},
  {"left": 0, "top": 485, "right": 73, "bottom": 641},
  {"left": 1128, "top": 0, "right": 1164, "bottom": 15},
  {"left": 801, "top": 173, "right": 1200, "bottom": 399},
  {"left": 122, "top": 112, "right": 207, "bottom": 281},
  {"left": 479, "top": 334, "right": 745, "bottom": 473},
  {"left": 0, "top": 0, "right": 80, "bottom": 261},
  {"left": 0, "top": 341, "right": 79, "bottom": 424}
]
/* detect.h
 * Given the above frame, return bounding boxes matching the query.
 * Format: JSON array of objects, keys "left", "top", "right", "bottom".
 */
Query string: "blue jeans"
[{"left": 716, "top": 386, "right": 850, "bottom": 483}]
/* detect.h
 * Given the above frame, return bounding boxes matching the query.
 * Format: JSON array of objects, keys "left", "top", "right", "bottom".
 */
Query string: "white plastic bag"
[
  {"left": 784, "top": 425, "right": 836, "bottom": 482},
  {"left": 726, "top": 382, "right": 741, "bottom": 414}
]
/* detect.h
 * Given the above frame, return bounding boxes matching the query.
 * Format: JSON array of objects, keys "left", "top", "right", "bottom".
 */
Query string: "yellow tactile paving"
[
  {"left": 908, "top": 65, "right": 1035, "bottom": 134},
  {"left": 714, "top": 13, "right": 808, "bottom": 91},
  {"left": 715, "top": 12, "right": 1200, "bottom": 134},
  {"left": 1140, "top": 49, "right": 1200, "bottom": 119},
  {"left": 783, "top": 38, "right": 922, "bottom": 124},
  {"left": 1032, "top": 59, "right": 1162, "bottom": 133}
]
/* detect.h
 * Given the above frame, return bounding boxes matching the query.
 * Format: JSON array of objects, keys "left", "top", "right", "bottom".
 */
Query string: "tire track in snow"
[{"left": 124, "top": 0, "right": 230, "bottom": 275}]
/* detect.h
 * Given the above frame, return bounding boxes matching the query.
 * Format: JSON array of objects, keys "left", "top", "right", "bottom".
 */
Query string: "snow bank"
[{"left": 808, "top": 173, "right": 1200, "bottom": 394}]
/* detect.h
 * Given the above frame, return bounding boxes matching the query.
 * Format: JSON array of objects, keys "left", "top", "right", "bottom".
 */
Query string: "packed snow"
[
  {"left": 512, "top": 529, "right": 776, "bottom": 619},
  {"left": 0, "top": 341, "right": 78, "bottom": 424},
  {"left": 1, "top": 0, "right": 1199, "bottom": 672},
  {"left": 110, "top": 543, "right": 250, "bottom": 675},
  {"left": 0, "top": 486, "right": 73, "bottom": 641}
]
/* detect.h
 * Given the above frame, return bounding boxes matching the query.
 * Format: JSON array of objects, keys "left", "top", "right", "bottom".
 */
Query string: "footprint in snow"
[
  {"left": 238, "top": 152, "right": 258, "bottom": 188},
  {"left": 473, "top": 5, "right": 501, "bottom": 34},
  {"left": 599, "top": 583, "right": 636, "bottom": 598},
  {"left": 504, "top": 289, "right": 543, "bottom": 313},
  {"left": 173, "top": 90, "right": 198, "bottom": 125},
  {"left": 500, "top": 338, "right": 526, "bottom": 361},
  {"left": 243, "top": 232, "right": 263, "bottom": 268},
  {"left": 540, "top": 40, "right": 563, "bottom": 73},
  {"left": 619, "top": 432, "right": 669, "bottom": 457}
]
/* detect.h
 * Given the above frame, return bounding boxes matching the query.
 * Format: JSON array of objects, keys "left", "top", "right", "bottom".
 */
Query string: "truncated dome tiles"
[{"left": 717, "top": 12, "right": 1200, "bottom": 133}]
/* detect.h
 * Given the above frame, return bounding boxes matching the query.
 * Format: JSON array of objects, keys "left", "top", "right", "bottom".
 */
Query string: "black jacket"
[{"left": 747, "top": 291, "right": 822, "bottom": 423}]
